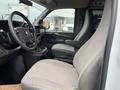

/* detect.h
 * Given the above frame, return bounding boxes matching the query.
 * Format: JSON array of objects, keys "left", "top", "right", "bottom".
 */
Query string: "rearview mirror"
[{"left": 20, "top": 0, "right": 33, "bottom": 6}]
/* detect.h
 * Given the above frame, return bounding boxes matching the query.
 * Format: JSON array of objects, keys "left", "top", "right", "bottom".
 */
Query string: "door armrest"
[{"left": 65, "top": 40, "right": 80, "bottom": 48}]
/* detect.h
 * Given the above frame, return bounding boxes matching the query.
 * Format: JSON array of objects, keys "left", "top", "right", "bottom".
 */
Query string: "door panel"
[
  {"left": 54, "top": 32, "right": 74, "bottom": 39},
  {"left": 41, "top": 32, "right": 75, "bottom": 49},
  {"left": 41, "top": 9, "right": 75, "bottom": 48},
  {"left": 43, "top": 32, "right": 75, "bottom": 43}
]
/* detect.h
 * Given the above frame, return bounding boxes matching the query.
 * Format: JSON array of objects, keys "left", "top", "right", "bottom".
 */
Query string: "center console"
[{"left": 23, "top": 46, "right": 48, "bottom": 70}]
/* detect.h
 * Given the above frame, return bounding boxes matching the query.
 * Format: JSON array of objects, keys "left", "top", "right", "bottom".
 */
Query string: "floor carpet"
[{"left": 0, "top": 84, "right": 22, "bottom": 90}]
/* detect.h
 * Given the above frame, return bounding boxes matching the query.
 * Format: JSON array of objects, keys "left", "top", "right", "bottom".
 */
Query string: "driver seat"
[{"left": 21, "top": 0, "right": 111, "bottom": 89}]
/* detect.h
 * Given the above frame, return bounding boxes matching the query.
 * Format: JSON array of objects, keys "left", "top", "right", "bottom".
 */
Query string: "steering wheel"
[{"left": 8, "top": 11, "right": 37, "bottom": 51}]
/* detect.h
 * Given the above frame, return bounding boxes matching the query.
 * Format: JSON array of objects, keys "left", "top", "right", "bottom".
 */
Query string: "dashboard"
[
  {"left": 0, "top": 20, "right": 45, "bottom": 65},
  {"left": 0, "top": 20, "right": 43, "bottom": 58},
  {"left": 0, "top": 20, "right": 32, "bottom": 48},
  {"left": 0, "top": 20, "right": 25, "bottom": 61}
]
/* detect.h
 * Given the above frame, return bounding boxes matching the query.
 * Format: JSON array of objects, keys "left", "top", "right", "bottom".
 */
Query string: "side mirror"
[{"left": 43, "top": 20, "right": 50, "bottom": 29}]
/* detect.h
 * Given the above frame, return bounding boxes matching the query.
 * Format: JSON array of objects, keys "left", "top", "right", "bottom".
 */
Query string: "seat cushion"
[
  {"left": 52, "top": 44, "right": 75, "bottom": 58},
  {"left": 21, "top": 59, "right": 78, "bottom": 90}
]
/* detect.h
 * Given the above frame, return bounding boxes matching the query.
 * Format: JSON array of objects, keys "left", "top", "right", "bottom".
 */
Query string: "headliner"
[{"left": 31, "top": 0, "right": 89, "bottom": 10}]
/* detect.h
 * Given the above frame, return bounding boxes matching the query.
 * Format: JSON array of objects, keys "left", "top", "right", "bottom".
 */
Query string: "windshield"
[{"left": 0, "top": 0, "right": 46, "bottom": 23}]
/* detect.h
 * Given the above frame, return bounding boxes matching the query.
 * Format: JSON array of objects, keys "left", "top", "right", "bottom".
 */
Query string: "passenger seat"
[{"left": 51, "top": 10, "right": 95, "bottom": 61}]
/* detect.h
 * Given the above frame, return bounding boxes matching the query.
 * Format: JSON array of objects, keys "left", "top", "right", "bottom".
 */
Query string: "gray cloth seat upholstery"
[
  {"left": 21, "top": 0, "right": 111, "bottom": 89},
  {"left": 51, "top": 10, "right": 94, "bottom": 59},
  {"left": 22, "top": 60, "right": 78, "bottom": 90}
]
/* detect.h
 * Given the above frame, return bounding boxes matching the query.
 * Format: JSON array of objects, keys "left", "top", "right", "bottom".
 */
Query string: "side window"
[{"left": 44, "top": 9, "right": 75, "bottom": 32}]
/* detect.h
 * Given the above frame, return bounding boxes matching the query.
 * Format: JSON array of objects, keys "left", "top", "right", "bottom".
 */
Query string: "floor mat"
[{"left": 0, "top": 84, "right": 22, "bottom": 90}]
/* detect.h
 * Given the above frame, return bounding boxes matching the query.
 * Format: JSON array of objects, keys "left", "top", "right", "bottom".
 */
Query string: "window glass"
[
  {"left": 0, "top": 0, "right": 46, "bottom": 23},
  {"left": 44, "top": 9, "right": 75, "bottom": 32}
]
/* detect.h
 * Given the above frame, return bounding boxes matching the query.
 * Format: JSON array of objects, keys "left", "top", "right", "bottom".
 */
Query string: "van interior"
[{"left": 0, "top": 0, "right": 112, "bottom": 89}]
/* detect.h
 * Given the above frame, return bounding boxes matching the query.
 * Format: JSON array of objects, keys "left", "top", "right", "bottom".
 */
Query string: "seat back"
[
  {"left": 73, "top": 0, "right": 111, "bottom": 89},
  {"left": 74, "top": 10, "right": 94, "bottom": 42}
]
